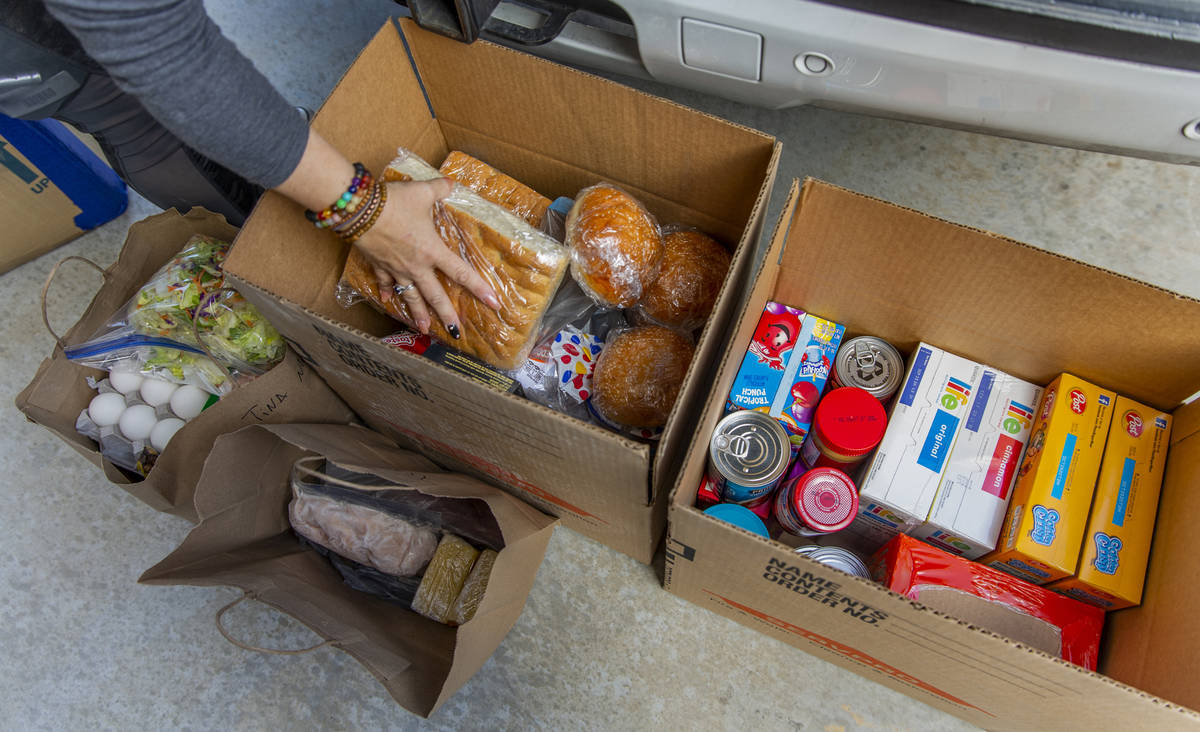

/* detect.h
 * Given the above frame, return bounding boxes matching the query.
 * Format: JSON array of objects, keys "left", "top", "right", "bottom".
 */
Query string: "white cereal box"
[
  {"left": 842, "top": 343, "right": 985, "bottom": 552},
  {"left": 911, "top": 370, "right": 1044, "bottom": 559}
]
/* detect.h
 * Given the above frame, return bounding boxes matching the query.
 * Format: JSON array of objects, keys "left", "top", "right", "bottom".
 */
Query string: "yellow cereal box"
[
  {"left": 1047, "top": 397, "right": 1171, "bottom": 610},
  {"left": 981, "top": 374, "right": 1115, "bottom": 584}
]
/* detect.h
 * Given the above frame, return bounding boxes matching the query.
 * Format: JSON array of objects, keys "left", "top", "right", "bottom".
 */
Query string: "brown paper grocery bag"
[
  {"left": 14, "top": 208, "right": 358, "bottom": 521},
  {"left": 139, "top": 423, "right": 557, "bottom": 718}
]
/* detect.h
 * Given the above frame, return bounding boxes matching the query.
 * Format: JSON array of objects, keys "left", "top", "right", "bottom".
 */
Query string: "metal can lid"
[
  {"left": 812, "top": 387, "right": 888, "bottom": 457},
  {"left": 804, "top": 547, "right": 871, "bottom": 578},
  {"left": 703, "top": 503, "right": 770, "bottom": 538},
  {"left": 792, "top": 468, "right": 858, "bottom": 533},
  {"left": 834, "top": 337, "right": 904, "bottom": 400},
  {"left": 710, "top": 411, "right": 790, "bottom": 488}
]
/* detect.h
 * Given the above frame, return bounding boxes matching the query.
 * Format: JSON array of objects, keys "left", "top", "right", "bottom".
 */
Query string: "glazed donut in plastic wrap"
[
  {"left": 590, "top": 325, "right": 695, "bottom": 429},
  {"left": 565, "top": 183, "right": 663, "bottom": 308},
  {"left": 638, "top": 227, "right": 731, "bottom": 331}
]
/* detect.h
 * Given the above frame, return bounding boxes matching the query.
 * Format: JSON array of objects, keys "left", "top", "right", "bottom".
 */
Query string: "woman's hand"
[
  {"left": 353, "top": 178, "right": 501, "bottom": 336},
  {"left": 274, "top": 130, "right": 499, "bottom": 336}
]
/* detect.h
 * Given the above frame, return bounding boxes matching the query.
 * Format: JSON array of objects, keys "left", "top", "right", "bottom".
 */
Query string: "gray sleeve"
[{"left": 42, "top": 0, "right": 309, "bottom": 188}]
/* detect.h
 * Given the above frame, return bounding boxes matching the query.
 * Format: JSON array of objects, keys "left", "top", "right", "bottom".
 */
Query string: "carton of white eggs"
[{"left": 76, "top": 371, "right": 218, "bottom": 476}]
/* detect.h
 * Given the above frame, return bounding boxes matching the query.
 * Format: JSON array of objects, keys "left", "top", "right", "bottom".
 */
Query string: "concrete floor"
[{"left": 4, "top": 1, "right": 1200, "bottom": 730}]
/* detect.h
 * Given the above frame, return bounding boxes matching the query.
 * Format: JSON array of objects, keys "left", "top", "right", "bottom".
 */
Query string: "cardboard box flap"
[
  {"left": 398, "top": 18, "right": 776, "bottom": 235},
  {"left": 775, "top": 179, "right": 1200, "bottom": 410},
  {"left": 1103, "top": 398, "right": 1200, "bottom": 710},
  {"left": 653, "top": 142, "right": 784, "bottom": 498}
]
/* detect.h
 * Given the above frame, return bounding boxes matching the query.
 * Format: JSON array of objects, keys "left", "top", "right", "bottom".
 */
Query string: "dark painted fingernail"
[{"left": 447, "top": 324, "right": 461, "bottom": 339}]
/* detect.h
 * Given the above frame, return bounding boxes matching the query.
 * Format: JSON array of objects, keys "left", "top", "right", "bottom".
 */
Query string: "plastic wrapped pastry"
[
  {"left": 638, "top": 227, "right": 731, "bottom": 331},
  {"left": 439, "top": 151, "right": 550, "bottom": 228},
  {"left": 565, "top": 183, "right": 662, "bottom": 308},
  {"left": 450, "top": 548, "right": 498, "bottom": 625},
  {"left": 590, "top": 325, "right": 694, "bottom": 429},
  {"left": 412, "top": 534, "right": 480, "bottom": 624},
  {"left": 289, "top": 492, "right": 439, "bottom": 577}
]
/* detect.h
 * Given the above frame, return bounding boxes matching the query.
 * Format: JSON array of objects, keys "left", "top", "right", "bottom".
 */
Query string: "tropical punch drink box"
[
  {"left": 982, "top": 374, "right": 1115, "bottom": 585},
  {"left": 1048, "top": 396, "right": 1172, "bottom": 610}
]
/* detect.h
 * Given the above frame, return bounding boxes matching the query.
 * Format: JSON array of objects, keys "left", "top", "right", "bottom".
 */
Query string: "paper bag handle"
[
  {"left": 215, "top": 592, "right": 336, "bottom": 656},
  {"left": 41, "top": 256, "right": 109, "bottom": 348}
]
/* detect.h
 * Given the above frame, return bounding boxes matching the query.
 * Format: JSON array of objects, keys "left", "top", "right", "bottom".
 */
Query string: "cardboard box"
[
  {"left": 912, "top": 370, "right": 1044, "bottom": 558},
  {"left": 982, "top": 373, "right": 1116, "bottom": 584},
  {"left": 0, "top": 116, "right": 127, "bottom": 273},
  {"left": 1047, "top": 396, "right": 1173, "bottom": 610},
  {"left": 842, "top": 343, "right": 985, "bottom": 552},
  {"left": 665, "top": 179, "right": 1200, "bottom": 729},
  {"left": 221, "top": 19, "right": 780, "bottom": 564}
]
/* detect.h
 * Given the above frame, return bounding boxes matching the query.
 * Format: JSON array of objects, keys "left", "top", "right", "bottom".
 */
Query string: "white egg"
[
  {"left": 107, "top": 370, "right": 144, "bottom": 395},
  {"left": 169, "top": 385, "right": 209, "bottom": 421},
  {"left": 139, "top": 378, "right": 179, "bottom": 407},
  {"left": 87, "top": 393, "right": 127, "bottom": 427},
  {"left": 149, "top": 418, "right": 186, "bottom": 452},
  {"left": 118, "top": 404, "right": 158, "bottom": 442}
]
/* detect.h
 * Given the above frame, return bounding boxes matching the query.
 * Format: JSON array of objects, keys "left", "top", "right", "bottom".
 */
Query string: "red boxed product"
[{"left": 871, "top": 534, "right": 1105, "bottom": 669}]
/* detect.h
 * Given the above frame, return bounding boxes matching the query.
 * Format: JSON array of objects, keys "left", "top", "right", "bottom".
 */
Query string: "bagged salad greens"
[{"left": 64, "top": 235, "right": 285, "bottom": 394}]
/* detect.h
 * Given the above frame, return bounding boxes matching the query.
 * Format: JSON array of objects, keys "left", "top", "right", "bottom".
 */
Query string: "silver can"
[
  {"left": 793, "top": 545, "right": 871, "bottom": 578},
  {"left": 708, "top": 410, "right": 791, "bottom": 505},
  {"left": 831, "top": 336, "right": 904, "bottom": 402}
]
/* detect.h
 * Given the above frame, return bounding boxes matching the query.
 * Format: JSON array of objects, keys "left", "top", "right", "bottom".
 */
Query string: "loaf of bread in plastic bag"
[
  {"left": 439, "top": 151, "right": 550, "bottom": 228},
  {"left": 412, "top": 534, "right": 480, "bottom": 623}
]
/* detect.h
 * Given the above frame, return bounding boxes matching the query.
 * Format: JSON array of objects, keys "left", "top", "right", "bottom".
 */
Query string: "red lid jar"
[
  {"left": 774, "top": 467, "right": 858, "bottom": 536},
  {"left": 800, "top": 387, "right": 887, "bottom": 471}
]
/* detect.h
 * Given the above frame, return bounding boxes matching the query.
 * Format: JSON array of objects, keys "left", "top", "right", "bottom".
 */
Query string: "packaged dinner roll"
[
  {"left": 565, "top": 183, "right": 663, "bottom": 308},
  {"left": 590, "top": 325, "right": 694, "bottom": 430},
  {"left": 637, "top": 227, "right": 731, "bottom": 332},
  {"left": 336, "top": 148, "right": 569, "bottom": 371}
]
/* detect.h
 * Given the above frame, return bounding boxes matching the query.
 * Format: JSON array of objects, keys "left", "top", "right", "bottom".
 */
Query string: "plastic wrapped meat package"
[
  {"left": 287, "top": 458, "right": 504, "bottom": 625},
  {"left": 63, "top": 234, "right": 285, "bottom": 394},
  {"left": 871, "top": 535, "right": 1105, "bottom": 669},
  {"left": 336, "top": 148, "right": 569, "bottom": 370}
]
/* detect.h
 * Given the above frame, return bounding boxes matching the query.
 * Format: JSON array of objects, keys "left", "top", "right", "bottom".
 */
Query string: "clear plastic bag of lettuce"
[{"left": 63, "top": 234, "right": 285, "bottom": 395}]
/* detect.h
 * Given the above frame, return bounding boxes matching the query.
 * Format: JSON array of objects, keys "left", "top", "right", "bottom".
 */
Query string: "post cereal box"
[
  {"left": 841, "top": 343, "right": 985, "bottom": 553},
  {"left": 982, "top": 374, "right": 1115, "bottom": 585},
  {"left": 726, "top": 302, "right": 844, "bottom": 450},
  {"left": 1047, "top": 397, "right": 1171, "bottom": 609},
  {"left": 912, "top": 370, "right": 1044, "bottom": 559}
]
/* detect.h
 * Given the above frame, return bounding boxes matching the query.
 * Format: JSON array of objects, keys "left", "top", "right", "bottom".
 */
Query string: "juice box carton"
[
  {"left": 981, "top": 373, "right": 1115, "bottom": 585},
  {"left": 842, "top": 343, "right": 985, "bottom": 553},
  {"left": 912, "top": 369, "right": 1044, "bottom": 559},
  {"left": 1047, "top": 396, "right": 1172, "bottom": 610},
  {"left": 726, "top": 302, "right": 844, "bottom": 450}
]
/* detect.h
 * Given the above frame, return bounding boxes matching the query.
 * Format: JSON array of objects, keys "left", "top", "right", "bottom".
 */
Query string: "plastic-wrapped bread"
[
  {"left": 638, "top": 227, "right": 731, "bottom": 331},
  {"left": 566, "top": 183, "right": 663, "bottom": 308},
  {"left": 288, "top": 493, "right": 439, "bottom": 577},
  {"left": 590, "top": 325, "right": 695, "bottom": 429},
  {"left": 337, "top": 149, "right": 569, "bottom": 370},
  {"left": 449, "top": 548, "right": 497, "bottom": 626},
  {"left": 439, "top": 151, "right": 550, "bottom": 228},
  {"left": 412, "top": 534, "right": 480, "bottom": 623}
]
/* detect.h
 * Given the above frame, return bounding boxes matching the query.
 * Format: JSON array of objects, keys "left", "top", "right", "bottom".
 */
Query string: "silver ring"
[{"left": 392, "top": 283, "right": 415, "bottom": 296}]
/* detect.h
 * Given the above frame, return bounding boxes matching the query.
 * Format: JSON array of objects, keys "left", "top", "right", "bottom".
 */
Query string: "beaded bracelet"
[
  {"left": 339, "top": 182, "right": 388, "bottom": 244},
  {"left": 304, "top": 163, "right": 372, "bottom": 229}
]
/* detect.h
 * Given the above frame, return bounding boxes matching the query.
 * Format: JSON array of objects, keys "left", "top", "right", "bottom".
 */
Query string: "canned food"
[
  {"left": 793, "top": 545, "right": 871, "bottom": 578},
  {"left": 831, "top": 336, "right": 904, "bottom": 402},
  {"left": 709, "top": 411, "right": 791, "bottom": 504},
  {"left": 799, "top": 387, "right": 887, "bottom": 472},
  {"left": 774, "top": 467, "right": 858, "bottom": 536},
  {"left": 704, "top": 503, "right": 770, "bottom": 538}
]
